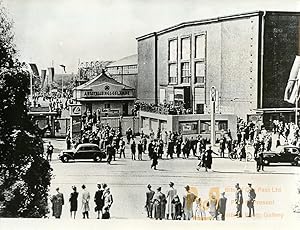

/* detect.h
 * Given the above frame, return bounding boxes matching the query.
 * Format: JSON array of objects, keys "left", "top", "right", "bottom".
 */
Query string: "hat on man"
[
  {"left": 248, "top": 183, "right": 252, "bottom": 186},
  {"left": 157, "top": 187, "right": 162, "bottom": 191},
  {"left": 147, "top": 184, "right": 152, "bottom": 188},
  {"left": 169, "top": 182, "right": 174, "bottom": 187},
  {"left": 185, "top": 185, "right": 190, "bottom": 191},
  {"left": 235, "top": 183, "right": 239, "bottom": 187}
]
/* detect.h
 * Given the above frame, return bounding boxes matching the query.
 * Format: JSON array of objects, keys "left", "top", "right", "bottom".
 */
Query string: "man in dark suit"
[
  {"left": 247, "top": 183, "right": 256, "bottom": 217},
  {"left": 234, "top": 183, "right": 243, "bottom": 217},
  {"left": 217, "top": 191, "right": 227, "bottom": 220},
  {"left": 145, "top": 184, "right": 155, "bottom": 218}
]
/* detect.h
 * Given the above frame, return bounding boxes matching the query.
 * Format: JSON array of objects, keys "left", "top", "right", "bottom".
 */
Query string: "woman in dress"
[
  {"left": 94, "top": 184, "right": 104, "bottom": 219},
  {"left": 69, "top": 186, "right": 78, "bottom": 219}
]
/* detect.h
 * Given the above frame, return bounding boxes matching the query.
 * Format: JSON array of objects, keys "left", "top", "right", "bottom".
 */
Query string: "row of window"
[
  {"left": 169, "top": 62, "right": 205, "bottom": 84},
  {"left": 168, "top": 34, "right": 206, "bottom": 84},
  {"left": 107, "top": 65, "right": 137, "bottom": 75}
]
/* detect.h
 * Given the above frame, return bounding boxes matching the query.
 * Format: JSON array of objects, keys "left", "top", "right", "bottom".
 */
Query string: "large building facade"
[{"left": 137, "top": 11, "right": 300, "bottom": 127}]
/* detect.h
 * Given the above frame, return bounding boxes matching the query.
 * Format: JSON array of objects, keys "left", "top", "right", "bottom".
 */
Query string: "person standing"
[
  {"left": 152, "top": 187, "right": 166, "bottom": 220},
  {"left": 81, "top": 184, "right": 90, "bottom": 219},
  {"left": 51, "top": 187, "right": 64, "bottom": 219},
  {"left": 151, "top": 146, "right": 159, "bottom": 170},
  {"left": 194, "top": 197, "right": 206, "bottom": 221},
  {"left": 148, "top": 140, "right": 154, "bottom": 159},
  {"left": 138, "top": 140, "right": 143, "bottom": 160},
  {"left": 256, "top": 152, "right": 264, "bottom": 172},
  {"left": 103, "top": 187, "right": 113, "bottom": 217},
  {"left": 145, "top": 184, "right": 155, "bottom": 218},
  {"left": 234, "top": 183, "right": 243, "bottom": 218},
  {"left": 142, "top": 136, "right": 147, "bottom": 154},
  {"left": 182, "top": 185, "right": 196, "bottom": 220},
  {"left": 126, "top": 127, "right": 132, "bottom": 144},
  {"left": 106, "top": 143, "right": 114, "bottom": 164},
  {"left": 246, "top": 183, "right": 256, "bottom": 217},
  {"left": 94, "top": 184, "right": 104, "bottom": 219},
  {"left": 203, "top": 146, "right": 213, "bottom": 172},
  {"left": 46, "top": 141, "right": 54, "bottom": 161},
  {"left": 167, "top": 140, "right": 174, "bottom": 159},
  {"left": 217, "top": 191, "right": 227, "bottom": 221},
  {"left": 119, "top": 138, "right": 126, "bottom": 158},
  {"left": 207, "top": 192, "right": 218, "bottom": 220},
  {"left": 166, "top": 182, "right": 177, "bottom": 219},
  {"left": 131, "top": 139, "right": 136, "bottom": 160},
  {"left": 69, "top": 186, "right": 78, "bottom": 219},
  {"left": 66, "top": 135, "right": 71, "bottom": 150}
]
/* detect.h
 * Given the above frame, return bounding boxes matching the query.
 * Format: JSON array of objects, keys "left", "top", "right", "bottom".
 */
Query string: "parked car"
[
  {"left": 59, "top": 143, "right": 106, "bottom": 163},
  {"left": 263, "top": 145, "right": 300, "bottom": 166}
]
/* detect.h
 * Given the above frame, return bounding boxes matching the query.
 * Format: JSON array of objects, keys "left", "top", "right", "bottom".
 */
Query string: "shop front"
[{"left": 74, "top": 71, "right": 136, "bottom": 117}]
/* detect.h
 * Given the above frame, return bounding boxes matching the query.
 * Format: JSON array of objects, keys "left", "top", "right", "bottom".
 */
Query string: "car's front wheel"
[{"left": 62, "top": 156, "right": 69, "bottom": 163}]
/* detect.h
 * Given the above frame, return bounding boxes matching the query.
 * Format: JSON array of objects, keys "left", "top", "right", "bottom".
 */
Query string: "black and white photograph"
[{"left": 1, "top": 0, "right": 300, "bottom": 229}]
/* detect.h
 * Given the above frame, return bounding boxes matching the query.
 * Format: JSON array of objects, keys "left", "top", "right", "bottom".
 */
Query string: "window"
[
  {"left": 169, "top": 64, "right": 177, "bottom": 84},
  {"left": 218, "top": 121, "right": 228, "bottom": 131},
  {"left": 195, "top": 62, "right": 205, "bottom": 84},
  {"left": 181, "top": 37, "right": 191, "bottom": 60},
  {"left": 181, "top": 62, "right": 190, "bottom": 83},
  {"left": 179, "top": 121, "right": 198, "bottom": 134},
  {"left": 195, "top": 35, "right": 206, "bottom": 59},
  {"left": 169, "top": 39, "right": 177, "bottom": 62}
]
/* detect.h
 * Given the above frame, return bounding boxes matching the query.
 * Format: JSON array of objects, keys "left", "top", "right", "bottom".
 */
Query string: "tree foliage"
[{"left": 0, "top": 4, "right": 52, "bottom": 217}]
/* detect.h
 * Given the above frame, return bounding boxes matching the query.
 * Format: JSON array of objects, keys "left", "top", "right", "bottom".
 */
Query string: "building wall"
[
  {"left": 137, "top": 36, "right": 156, "bottom": 103},
  {"left": 140, "top": 111, "right": 237, "bottom": 140},
  {"left": 81, "top": 100, "right": 134, "bottom": 117},
  {"left": 110, "top": 74, "right": 137, "bottom": 89},
  {"left": 138, "top": 16, "right": 260, "bottom": 120},
  {"left": 107, "top": 65, "right": 138, "bottom": 89}
]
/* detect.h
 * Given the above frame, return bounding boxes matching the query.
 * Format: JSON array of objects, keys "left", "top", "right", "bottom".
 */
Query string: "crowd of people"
[
  {"left": 50, "top": 183, "right": 113, "bottom": 219},
  {"left": 133, "top": 101, "right": 193, "bottom": 116},
  {"left": 145, "top": 182, "right": 256, "bottom": 221}
]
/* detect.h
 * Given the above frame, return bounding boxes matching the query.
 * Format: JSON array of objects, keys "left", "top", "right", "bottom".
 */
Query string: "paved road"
[{"left": 45, "top": 138, "right": 300, "bottom": 221}]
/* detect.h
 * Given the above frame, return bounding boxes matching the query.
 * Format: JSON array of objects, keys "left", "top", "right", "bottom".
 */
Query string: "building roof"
[
  {"left": 75, "top": 70, "right": 134, "bottom": 90},
  {"left": 107, "top": 54, "right": 137, "bottom": 67},
  {"left": 136, "top": 11, "right": 300, "bottom": 41}
]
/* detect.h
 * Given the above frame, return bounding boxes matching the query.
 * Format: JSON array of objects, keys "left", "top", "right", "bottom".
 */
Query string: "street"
[{"left": 46, "top": 138, "right": 300, "bottom": 221}]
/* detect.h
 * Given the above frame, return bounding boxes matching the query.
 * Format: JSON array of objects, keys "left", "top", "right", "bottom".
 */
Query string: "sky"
[{"left": 3, "top": 0, "right": 300, "bottom": 73}]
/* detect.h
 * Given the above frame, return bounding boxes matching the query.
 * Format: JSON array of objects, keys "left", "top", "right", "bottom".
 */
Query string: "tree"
[{"left": 0, "top": 4, "right": 52, "bottom": 217}]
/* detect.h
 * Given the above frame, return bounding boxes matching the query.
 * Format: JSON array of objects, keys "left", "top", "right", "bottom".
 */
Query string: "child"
[
  {"left": 172, "top": 195, "right": 183, "bottom": 220},
  {"left": 102, "top": 207, "right": 110, "bottom": 219}
]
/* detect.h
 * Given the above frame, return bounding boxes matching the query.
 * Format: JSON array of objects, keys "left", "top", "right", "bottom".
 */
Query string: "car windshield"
[{"left": 77, "top": 146, "right": 99, "bottom": 151}]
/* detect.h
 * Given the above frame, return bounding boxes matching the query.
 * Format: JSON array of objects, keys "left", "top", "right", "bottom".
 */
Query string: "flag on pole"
[
  {"left": 60, "top": 64, "right": 66, "bottom": 73},
  {"left": 29, "top": 63, "right": 39, "bottom": 76},
  {"left": 284, "top": 56, "right": 300, "bottom": 104},
  {"left": 48, "top": 67, "right": 55, "bottom": 83},
  {"left": 41, "top": 69, "right": 47, "bottom": 88}
]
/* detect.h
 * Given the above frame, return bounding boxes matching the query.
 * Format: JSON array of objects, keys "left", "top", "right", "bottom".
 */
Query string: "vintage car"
[
  {"left": 263, "top": 145, "right": 300, "bottom": 166},
  {"left": 58, "top": 143, "right": 106, "bottom": 163}
]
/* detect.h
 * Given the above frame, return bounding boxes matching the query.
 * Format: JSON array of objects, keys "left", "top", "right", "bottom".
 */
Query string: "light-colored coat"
[{"left": 81, "top": 190, "right": 90, "bottom": 212}]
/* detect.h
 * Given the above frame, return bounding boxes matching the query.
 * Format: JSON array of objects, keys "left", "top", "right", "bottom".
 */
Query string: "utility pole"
[{"left": 210, "top": 86, "right": 216, "bottom": 146}]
